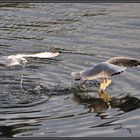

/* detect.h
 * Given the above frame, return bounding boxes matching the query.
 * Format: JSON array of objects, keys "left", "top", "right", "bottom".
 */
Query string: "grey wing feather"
[
  {"left": 103, "top": 62, "right": 126, "bottom": 76},
  {"left": 80, "top": 62, "right": 126, "bottom": 80},
  {"left": 107, "top": 57, "right": 140, "bottom": 67},
  {"left": 80, "top": 64, "right": 103, "bottom": 79}
]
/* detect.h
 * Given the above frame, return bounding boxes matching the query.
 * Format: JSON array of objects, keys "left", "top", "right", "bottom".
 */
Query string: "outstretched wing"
[
  {"left": 15, "top": 52, "right": 60, "bottom": 59},
  {"left": 107, "top": 57, "right": 140, "bottom": 67},
  {"left": 80, "top": 62, "right": 126, "bottom": 80}
]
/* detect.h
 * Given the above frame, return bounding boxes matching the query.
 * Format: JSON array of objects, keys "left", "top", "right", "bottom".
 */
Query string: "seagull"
[
  {"left": 71, "top": 57, "right": 140, "bottom": 95},
  {"left": 0, "top": 51, "right": 60, "bottom": 67}
]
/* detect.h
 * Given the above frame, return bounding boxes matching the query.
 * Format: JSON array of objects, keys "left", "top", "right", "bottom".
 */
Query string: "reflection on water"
[
  {"left": 0, "top": 3, "right": 140, "bottom": 137},
  {"left": 72, "top": 93, "right": 140, "bottom": 113}
]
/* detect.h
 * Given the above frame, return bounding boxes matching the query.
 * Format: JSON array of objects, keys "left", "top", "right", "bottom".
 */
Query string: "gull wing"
[
  {"left": 107, "top": 57, "right": 140, "bottom": 67},
  {"left": 15, "top": 52, "right": 60, "bottom": 59},
  {"left": 80, "top": 62, "right": 126, "bottom": 80}
]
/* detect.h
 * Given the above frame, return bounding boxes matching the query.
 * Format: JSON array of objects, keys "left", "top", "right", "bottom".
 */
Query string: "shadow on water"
[
  {"left": 71, "top": 91, "right": 140, "bottom": 135},
  {"left": 72, "top": 92, "right": 140, "bottom": 113},
  {"left": 0, "top": 123, "right": 40, "bottom": 138}
]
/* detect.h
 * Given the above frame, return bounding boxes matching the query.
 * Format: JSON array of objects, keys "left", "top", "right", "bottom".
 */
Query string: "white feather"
[{"left": 15, "top": 52, "right": 60, "bottom": 58}]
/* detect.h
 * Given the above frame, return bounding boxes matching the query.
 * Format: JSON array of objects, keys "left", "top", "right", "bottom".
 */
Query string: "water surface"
[{"left": 0, "top": 3, "right": 140, "bottom": 137}]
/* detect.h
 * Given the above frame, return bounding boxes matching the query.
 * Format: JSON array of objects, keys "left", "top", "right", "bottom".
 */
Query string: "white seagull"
[
  {"left": 71, "top": 57, "right": 140, "bottom": 94},
  {"left": 0, "top": 51, "right": 60, "bottom": 66}
]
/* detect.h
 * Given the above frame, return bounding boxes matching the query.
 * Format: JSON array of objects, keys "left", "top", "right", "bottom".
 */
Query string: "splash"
[{"left": 20, "top": 63, "right": 26, "bottom": 91}]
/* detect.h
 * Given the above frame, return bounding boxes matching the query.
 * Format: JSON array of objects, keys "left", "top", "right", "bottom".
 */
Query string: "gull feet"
[
  {"left": 99, "top": 90, "right": 112, "bottom": 102},
  {"left": 79, "top": 85, "right": 86, "bottom": 91},
  {"left": 99, "top": 79, "right": 112, "bottom": 92}
]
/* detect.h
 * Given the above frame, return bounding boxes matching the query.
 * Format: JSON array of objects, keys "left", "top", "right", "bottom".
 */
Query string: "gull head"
[
  {"left": 71, "top": 72, "right": 81, "bottom": 80},
  {"left": 17, "top": 57, "right": 27, "bottom": 65}
]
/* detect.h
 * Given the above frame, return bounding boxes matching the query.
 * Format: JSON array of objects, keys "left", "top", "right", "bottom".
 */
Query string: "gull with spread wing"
[
  {"left": 71, "top": 57, "right": 140, "bottom": 99},
  {"left": 0, "top": 51, "right": 60, "bottom": 66}
]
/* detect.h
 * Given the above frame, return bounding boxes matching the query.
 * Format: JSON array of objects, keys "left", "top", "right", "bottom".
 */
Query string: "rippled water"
[{"left": 0, "top": 3, "right": 140, "bottom": 137}]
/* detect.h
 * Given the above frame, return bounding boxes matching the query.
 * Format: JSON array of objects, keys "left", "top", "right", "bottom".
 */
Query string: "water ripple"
[{"left": 0, "top": 3, "right": 140, "bottom": 137}]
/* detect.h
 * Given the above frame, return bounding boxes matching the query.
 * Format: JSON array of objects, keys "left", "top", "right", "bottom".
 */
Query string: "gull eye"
[{"left": 21, "top": 60, "right": 24, "bottom": 63}]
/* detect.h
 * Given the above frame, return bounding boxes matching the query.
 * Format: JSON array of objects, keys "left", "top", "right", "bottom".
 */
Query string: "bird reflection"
[
  {"left": 72, "top": 92, "right": 140, "bottom": 113},
  {"left": 72, "top": 92, "right": 111, "bottom": 113},
  {"left": 99, "top": 90, "right": 112, "bottom": 102}
]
